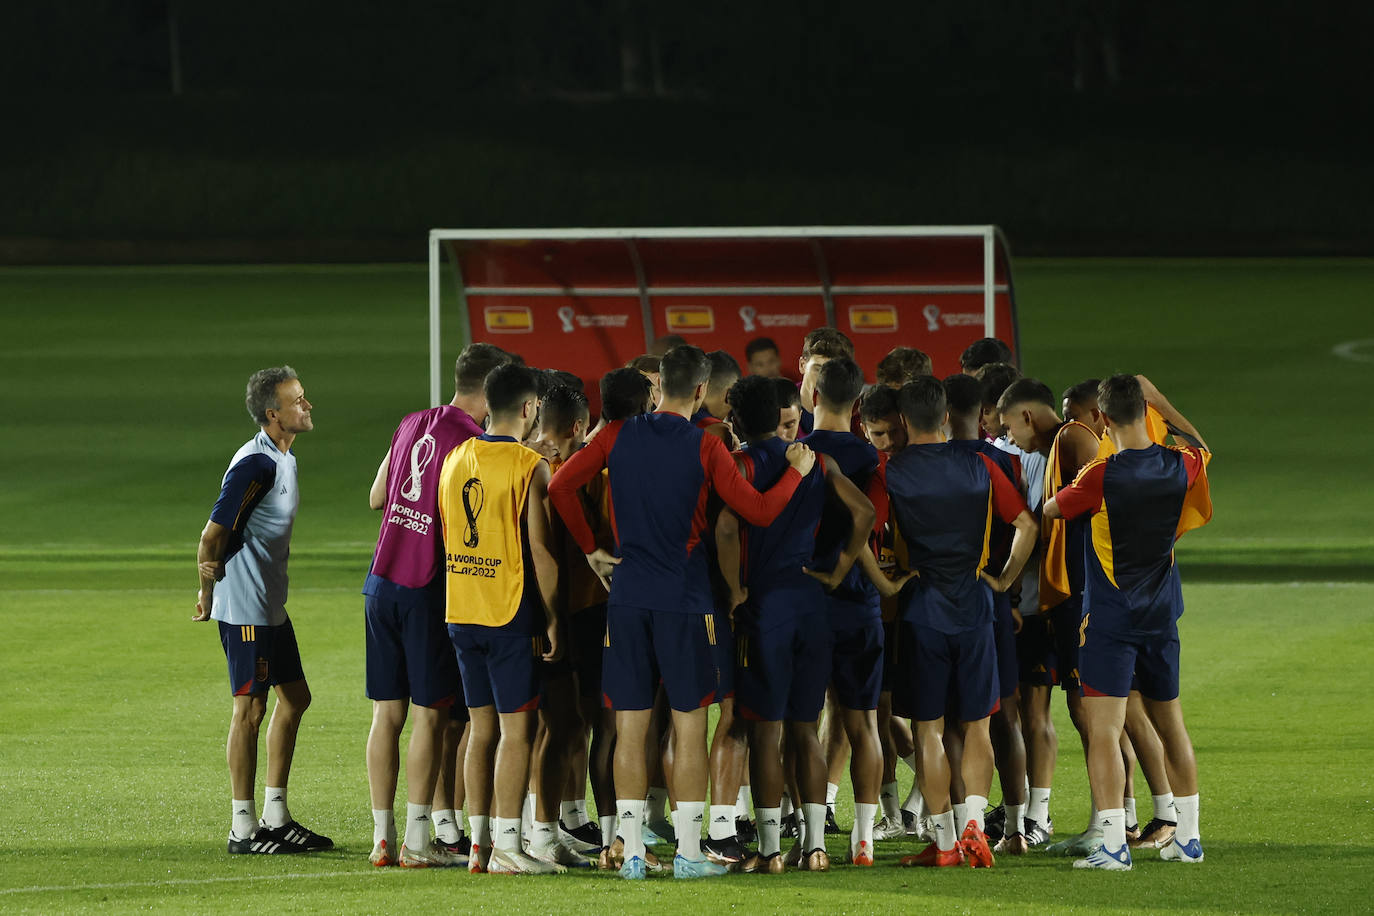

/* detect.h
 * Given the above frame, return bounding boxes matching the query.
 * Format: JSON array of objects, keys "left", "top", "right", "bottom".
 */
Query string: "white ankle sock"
[
  {"left": 494, "top": 816, "right": 522, "bottom": 852},
  {"left": 1099, "top": 807, "right": 1127, "bottom": 851},
  {"left": 880, "top": 781, "right": 901, "bottom": 820},
  {"left": 852, "top": 802, "right": 877, "bottom": 848},
  {"left": 735, "top": 785, "right": 753, "bottom": 821},
  {"left": 372, "top": 808, "right": 395, "bottom": 845},
  {"left": 433, "top": 808, "right": 460, "bottom": 843},
  {"left": 901, "top": 781, "right": 925, "bottom": 816},
  {"left": 803, "top": 802, "right": 827, "bottom": 852},
  {"left": 1124, "top": 796, "right": 1138, "bottom": 828},
  {"left": 780, "top": 794, "right": 794, "bottom": 818},
  {"left": 599, "top": 814, "right": 616, "bottom": 847},
  {"left": 965, "top": 795, "right": 988, "bottom": 832},
  {"left": 469, "top": 814, "right": 491, "bottom": 849},
  {"left": 1027, "top": 787, "right": 1051, "bottom": 825},
  {"left": 757, "top": 807, "right": 782, "bottom": 857},
  {"left": 523, "top": 793, "right": 536, "bottom": 835},
  {"left": 645, "top": 787, "right": 668, "bottom": 823},
  {"left": 708, "top": 804, "right": 736, "bottom": 840},
  {"left": 618, "top": 799, "right": 646, "bottom": 859},
  {"left": 1005, "top": 802, "right": 1026, "bottom": 837},
  {"left": 404, "top": 803, "right": 432, "bottom": 850},
  {"left": 529, "top": 820, "right": 558, "bottom": 855},
  {"left": 1174, "top": 793, "right": 1200, "bottom": 842},
  {"left": 953, "top": 802, "right": 968, "bottom": 831},
  {"left": 900, "top": 753, "right": 917, "bottom": 774},
  {"left": 677, "top": 801, "right": 705, "bottom": 858},
  {"left": 232, "top": 799, "right": 257, "bottom": 840},
  {"left": 933, "top": 809, "right": 957, "bottom": 852},
  {"left": 825, "top": 782, "right": 839, "bottom": 809},
  {"left": 1152, "top": 792, "right": 1176, "bottom": 822},
  {"left": 262, "top": 786, "right": 289, "bottom": 828},
  {"left": 560, "top": 800, "right": 581, "bottom": 826}
]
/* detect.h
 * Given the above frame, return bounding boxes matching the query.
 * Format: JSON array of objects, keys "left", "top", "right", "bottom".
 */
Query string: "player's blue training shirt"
[{"left": 802, "top": 428, "right": 880, "bottom": 627}]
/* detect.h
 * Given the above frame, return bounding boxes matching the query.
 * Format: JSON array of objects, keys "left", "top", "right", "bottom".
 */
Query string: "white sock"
[
  {"left": 494, "top": 816, "right": 522, "bottom": 852},
  {"left": 645, "top": 787, "right": 668, "bottom": 824},
  {"left": 953, "top": 802, "right": 968, "bottom": 831},
  {"left": 901, "top": 780, "right": 925, "bottom": 816},
  {"left": 573, "top": 799, "right": 589, "bottom": 826},
  {"left": 757, "top": 806, "right": 781, "bottom": 857},
  {"left": 735, "top": 785, "right": 753, "bottom": 821},
  {"left": 1098, "top": 807, "right": 1127, "bottom": 852},
  {"left": 708, "top": 804, "right": 736, "bottom": 840},
  {"left": 232, "top": 799, "right": 257, "bottom": 840},
  {"left": 1124, "top": 796, "right": 1138, "bottom": 829},
  {"left": 965, "top": 794, "right": 988, "bottom": 833},
  {"left": 262, "top": 786, "right": 289, "bottom": 829},
  {"left": 560, "top": 800, "right": 581, "bottom": 827},
  {"left": 852, "top": 801, "right": 877, "bottom": 850},
  {"left": 1153, "top": 792, "right": 1176, "bottom": 822},
  {"left": 932, "top": 809, "right": 957, "bottom": 852},
  {"left": 433, "top": 808, "right": 460, "bottom": 843},
  {"left": 469, "top": 814, "right": 491, "bottom": 849},
  {"left": 523, "top": 793, "right": 536, "bottom": 837},
  {"left": 880, "top": 781, "right": 901, "bottom": 820},
  {"left": 780, "top": 793, "right": 794, "bottom": 819},
  {"left": 1174, "top": 793, "right": 1200, "bottom": 843},
  {"left": 1027, "top": 787, "right": 1051, "bottom": 826},
  {"left": 529, "top": 820, "right": 558, "bottom": 855},
  {"left": 372, "top": 808, "right": 395, "bottom": 846},
  {"left": 599, "top": 814, "right": 616, "bottom": 848},
  {"left": 900, "top": 753, "right": 917, "bottom": 774},
  {"left": 1005, "top": 802, "right": 1026, "bottom": 838},
  {"left": 404, "top": 803, "right": 432, "bottom": 851},
  {"left": 803, "top": 802, "right": 827, "bottom": 852},
  {"left": 677, "top": 801, "right": 705, "bottom": 858},
  {"left": 618, "top": 799, "right": 646, "bottom": 860},
  {"left": 825, "top": 782, "right": 839, "bottom": 808}
]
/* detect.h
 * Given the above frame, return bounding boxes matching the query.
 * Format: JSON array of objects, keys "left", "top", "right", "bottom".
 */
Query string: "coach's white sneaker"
[{"left": 488, "top": 847, "right": 566, "bottom": 875}]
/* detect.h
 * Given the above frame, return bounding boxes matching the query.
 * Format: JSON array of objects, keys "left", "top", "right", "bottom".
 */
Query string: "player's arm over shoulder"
[
  {"left": 1060, "top": 422, "right": 1100, "bottom": 476},
  {"left": 1047, "top": 458, "right": 1107, "bottom": 521}
]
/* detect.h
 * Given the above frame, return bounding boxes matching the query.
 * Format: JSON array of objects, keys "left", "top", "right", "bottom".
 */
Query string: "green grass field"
[{"left": 2, "top": 260, "right": 1372, "bottom": 912}]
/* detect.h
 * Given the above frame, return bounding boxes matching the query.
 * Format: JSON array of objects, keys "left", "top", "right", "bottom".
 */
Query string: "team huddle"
[{"left": 195, "top": 327, "right": 1212, "bottom": 877}]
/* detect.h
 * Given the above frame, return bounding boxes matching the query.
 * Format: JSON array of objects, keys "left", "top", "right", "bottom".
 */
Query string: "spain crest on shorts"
[{"left": 255, "top": 658, "right": 270, "bottom": 683}]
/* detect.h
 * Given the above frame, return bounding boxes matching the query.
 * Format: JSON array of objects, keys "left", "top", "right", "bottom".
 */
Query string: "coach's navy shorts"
[
  {"left": 1078, "top": 620, "right": 1181, "bottom": 702},
  {"left": 899, "top": 620, "right": 1000, "bottom": 724},
  {"left": 992, "top": 590, "right": 1019, "bottom": 700},
  {"left": 219, "top": 619, "right": 305, "bottom": 696},
  {"left": 830, "top": 619, "right": 884, "bottom": 712},
  {"left": 734, "top": 609, "right": 833, "bottom": 723},
  {"left": 448, "top": 623, "right": 542, "bottom": 714},
  {"left": 1016, "top": 611, "right": 1056, "bottom": 687},
  {"left": 603, "top": 603, "right": 718, "bottom": 712},
  {"left": 1050, "top": 598, "right": 1085, "bottom": 692},
  {"left": 569, "top": 602, "right": 608, "bottom": 701},
  {"left": 363, "top": 574, "right": 458, "bottom": 709}
]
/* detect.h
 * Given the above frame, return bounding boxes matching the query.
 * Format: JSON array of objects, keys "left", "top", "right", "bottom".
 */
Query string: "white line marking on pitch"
[
  {"left": 1333, "top": 339, "right": 1374, "bottom": 363},
  {"left": 0, "top": 869, "right": 402, "bottom": 896}
]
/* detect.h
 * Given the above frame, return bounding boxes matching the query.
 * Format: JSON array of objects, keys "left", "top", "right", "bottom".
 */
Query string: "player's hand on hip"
[
  {"left": 802, "top": 564, "right": 843, "bottom": 591},
  {"left": 785, "top": 442, "right": 816, "bottom": 475},
  {"left": 980, "top": 571, "right": 1008, "bottom": 593},
  {"left": 876, "top": 569, "right": 917, "bottom": 599},
  {"left": 192, "top": 592, "right": 211, "bottom": 622},
  {"left": 586, "top": 548, "right": 620, "bottom": 591},
  {"left": 1011, "top": 606, "right": 1024, "bottom": 633}
]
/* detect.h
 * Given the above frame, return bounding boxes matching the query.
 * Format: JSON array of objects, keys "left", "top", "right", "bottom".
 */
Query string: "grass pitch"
[{"left": 1, "top": 259, "right": 1372, "bottom": 913}]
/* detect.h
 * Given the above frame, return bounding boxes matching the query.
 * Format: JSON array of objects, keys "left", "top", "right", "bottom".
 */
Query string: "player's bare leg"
[
  {"left": 944, "top": 718, "right": 966, "bottom": 819},
  {"left": 704, "top": 697, "right": 749, "bottom": 864},
  {"left": 875, "top": 693, "right": 905, "bottom": 838},
  {"left": 464, "top": 705, "right": 498, "bottom": 869},
  {"left": 431, "top": 718, "right": 469, "bottom": 853},
  {"left": 1020, "top": 683, "right": 1057, "bottom": 843},
  {"left": 900, "top": 716, "right": 963, "bottom": 866},
  {"left": 528, "top": 677, "right": 587, "bottom": 867},
  {"left": 668, "top": 706, "right": 716, "bottom": 868},
  {"left": 822, "top": 691, "right": 849, "bottom": 832},
  {"left": 1142, "top": 696, "right": 1203, "bottom": 862},
  {"left": 646, "top": 695, "right": 675, "bottom": 842},
  {"left": 584, "top": 698, "right": 617, "bottom": 853},
  {"left": 613, "top": 708, "right": 653, "bottom": 866},
  {"left": 1124, "top": 691, "right": 1176, "bottom": 848},
  {"left": 393, "top": 703, "right": 449, "bottom": 865},
  {"left": 265, "top": 679, "right": 310, "bottom": 791},
  {"left": 790, "top": 717, "right": 830, "bottom": 869},
  {"left": 990, "top": 689, "right": 1030, "bottom": 853},
  {"left": 950, "top": 716, "right": 997, "bottom": 867},
  {"left": 840, "top": 706, "right": 881, "bottom": 864},
  {"left": 1073, "top": 694, "right": 1132, "bottom": 869},
  {"left": 742, "top": 720, "right": 786, "bottom": 872},
  {"left": 1047, "top": 690, "right": 1102, "bottom": 855}
]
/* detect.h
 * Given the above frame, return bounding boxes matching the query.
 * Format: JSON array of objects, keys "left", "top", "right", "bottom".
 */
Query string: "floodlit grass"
[{"left": 1, "top": 260, "right": 1371, "bottom": 912}]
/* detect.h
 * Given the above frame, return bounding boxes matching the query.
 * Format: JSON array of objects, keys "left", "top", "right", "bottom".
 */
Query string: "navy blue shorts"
[
  {"left": 735, "top": 612, "right": 833, "bottom": 723},
  {"left": 364, "top": 576, "right": 459, "bottom": 709},
  {"left": 448, "top": 623, "right": 543, "bottom": 714},
  {"left": 1050, "top": 599, "right": 1085, "bottom": 692},
  {"left": 831, "top": 619, "right": 884, "bottom": 711},
  {"left": 219, "top": 619, "right": 305, "bottom": 696},
  {"left": 899, "top": 620, "right": 1000, "bottom": 723},
  {"left": 1079, "top": 622, "right": 1181, "bottom": 702},
  {"left": 711, "top": 606, "right": 736, "bottom": 701},
  {"left": 569, "top": 603, "right": 608, "bottom": 701},
  {"left": 1016, "top": 611, "right": 1056, "bottom": 687},
  {"left": 881, "top": 619, "right": 899, "bottom": 693},
  {"left": 992, "top": 590, "right": 1019, "bottom": 700},
  {"left": 603, "top": 603, "right": 718, "bottom": 712}
]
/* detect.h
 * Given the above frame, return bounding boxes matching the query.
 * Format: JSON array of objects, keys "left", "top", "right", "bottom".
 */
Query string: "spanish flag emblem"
[
  {"left": 484, "top": 306, "right": 534, "bottom": 334},
  {"left": 848, "top": 304, "right": 898, "bottom": 332},
  {"left": 665, "top": 306, "right": 715, "bottom": 333}
]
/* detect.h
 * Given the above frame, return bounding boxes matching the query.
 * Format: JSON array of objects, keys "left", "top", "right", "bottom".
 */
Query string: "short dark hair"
[
  {"left": 745, "top": 337, "right": 779, "bottom": 359},
  {"left": 976, "top": 362, "right": 1021, "bottom": 408},
  {"left": 860, "top": 384, "right": 901, "bottom": 423},
  {"left": 876, "top": 347, "right": 933, "bottom": 386},
  {"left": 245, "top": 365, "right": 298, "bottom": 426},
  {"left": 996, "top": 377, "right": 1056, "bottom": 414},
  {"left": 600, "top": 367, "right": 652, "bottom": 422},
  {"left": 659, "top": 345, "right": 711, "bottom": 399},
  {"left": 1062, "top": 378, "right": 1102, "bottom": 408},
  {"left": 772, "top": 377, "right": 801, "bottom": 409},
  {"left": 801, "top": 327, "right": 854, "bottom": 361},
  {"left": 1097, "top": 374, "right": 1146, "bottom": 425},
  {"left": 726, "top": 375, "right": 780, "bottom": 439},
  {"left": 943, "top": 373, "right": 983, "bottom": 417},
  {"left": 898, "top": 376, "right": 947, "bottom": 433},
  {"left": 627, "top": 354, "right": 660, "bottom": 373},
  {"left": 960, "top": 337, "right": 1014, "bottom": 372},
  {"left": 816, "top": 357, "right": 865, "bottom": 408},
  {"left": 454, "top": 343, "right": 512, "bottom": 395},
  {"left": 549, "top": 369, "right": 585, "bottom": 392},
  {"left": 540, "top": 385, "right": 589, "bottom": 434},
  {"left": 706, "top": 350, "right": 742, "bottom": 393},
  {"left": 484, "top": 364, "right": 540, "bottom": 417},
  {"left": 650, "top": 334, "right": 688, "bottom": 357}
]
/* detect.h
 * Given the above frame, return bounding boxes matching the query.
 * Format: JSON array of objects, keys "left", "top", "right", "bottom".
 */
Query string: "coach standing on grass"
[{"left": 193, "top": 366, "right": 333, "bottom": 855}]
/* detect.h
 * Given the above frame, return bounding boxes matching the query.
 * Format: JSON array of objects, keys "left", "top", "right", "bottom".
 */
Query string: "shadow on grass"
[{"left": 1183, "top": 563, "right": 1374, "bottom": 583}]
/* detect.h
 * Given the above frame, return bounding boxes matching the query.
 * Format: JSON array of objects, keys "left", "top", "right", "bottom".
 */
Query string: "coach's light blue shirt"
[{"left": 209, "top": 430, "right": 299, "bottom": 626}]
